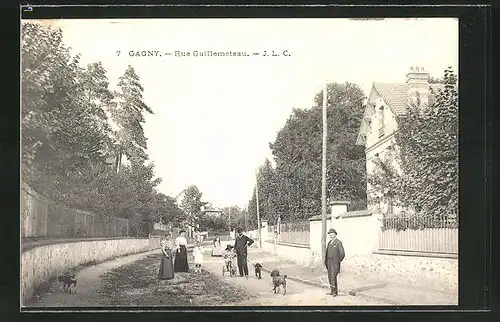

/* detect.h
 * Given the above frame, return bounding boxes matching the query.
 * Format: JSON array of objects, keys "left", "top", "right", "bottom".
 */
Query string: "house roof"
[
  {"left": 356, "top": 82, "right": 447, "bottom": 145},
  {"left": 373, "top": 83, "right": 411, "bottom": 116}
]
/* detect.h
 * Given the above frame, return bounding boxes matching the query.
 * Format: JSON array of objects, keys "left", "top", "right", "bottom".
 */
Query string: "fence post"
[{"left": 43, "top": 202, "right": 48, "bottom": 237}]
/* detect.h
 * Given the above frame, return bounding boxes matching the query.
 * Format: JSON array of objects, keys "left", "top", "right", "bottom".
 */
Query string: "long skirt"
[
  {"left": 174, "top": 245, "right": 189, "bottom": 272},
  {"left": 158, "top": 250, "right": 174, "bottom": 280},
  {"left": 212, "top": 243, "right": 224, "bottom": 257}
]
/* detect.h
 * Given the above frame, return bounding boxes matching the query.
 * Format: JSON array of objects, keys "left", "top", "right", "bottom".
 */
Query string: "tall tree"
[
  {"left": 21, "top": 22, "right": 113, "bottom": 203},
  {"left": 223, "top": 206, "right": 245, "bottom": 231},
  {"left": 179, "top": 185, "right": 206, "bottom": 227},
  {"left": 111, "top": 65, "right": 154, "bottom": 169},
  {"left": 21, "top": 22, "right": 184, "bottom": 238},
  {"left": 268, "top": 82, "right": 367, "bottom": 222},
  {"left": 247, "top": 159, "right": 278, "bottom": 225}
]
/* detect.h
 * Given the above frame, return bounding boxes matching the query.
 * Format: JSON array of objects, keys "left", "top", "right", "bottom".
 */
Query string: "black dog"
[
  {"left": 270, "top": 269, "right": 287, "bottom": 295},
  {"left": 254, "top": 263, "right": 263, "bottom": 279},
  {"left": 58, "top": 272, "right": 77, "bottom": 293}
]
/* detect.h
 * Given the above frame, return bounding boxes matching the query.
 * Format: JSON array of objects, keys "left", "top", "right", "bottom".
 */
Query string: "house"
[
  {"left": 355, "top": 66, "right": 445, "bottom": 213},
  {"left": 201, "top": 204, "right": 224, "bottom": 218}
]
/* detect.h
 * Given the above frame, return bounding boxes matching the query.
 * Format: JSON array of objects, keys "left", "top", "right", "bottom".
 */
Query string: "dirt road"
[
  {"left": 202, "top": 247, "right": 387, "bottom": 306},
  {"left": 24, "top": 250, "right": 159, "bottom": 307},
  {"left": 24, "top": 244, "right": 386, "bottom": 308},
  {"left": 24, "top": 249, "right": 254, "bottom": 308}
]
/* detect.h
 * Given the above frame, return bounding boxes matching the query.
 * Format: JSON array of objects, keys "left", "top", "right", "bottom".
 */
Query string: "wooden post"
[
  {"left": 255, "top": 169, "right": 262, "bottom": 248},
  {"left": 84, "top": 213, "right": 88, "bottom": 237},
  {"left": 244, "top": 207, "right": 248, "bottom": 231},
  {"left": 44, "top": 202, "right": 48, "bottom": 237},
  {"left": 321, "top": 80, "right": 328, "bottom": 261}
]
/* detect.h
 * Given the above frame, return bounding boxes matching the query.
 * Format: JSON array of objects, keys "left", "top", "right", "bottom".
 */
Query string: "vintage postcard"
[{"left": 21, "top": 16, "right": 459, "bottom": 309}]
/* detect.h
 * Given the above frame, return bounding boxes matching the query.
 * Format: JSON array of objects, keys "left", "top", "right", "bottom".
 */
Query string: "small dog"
[
  {"left": 254, "top": 263, "right": 263, "bottom": 279},
  {"left": 270, "top": 269, "right": 287, "bottom": 295},
  {"left": 58, "top": 271, "right": 77, "bottom": 293}
]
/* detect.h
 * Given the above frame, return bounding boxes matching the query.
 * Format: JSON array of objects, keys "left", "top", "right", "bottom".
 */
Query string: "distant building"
[
  {"left": 201, "top": 203, "right": 224, "bottom": 218},
  {"left": 153, "top": 222, "right": 168, "bottom": 231}
]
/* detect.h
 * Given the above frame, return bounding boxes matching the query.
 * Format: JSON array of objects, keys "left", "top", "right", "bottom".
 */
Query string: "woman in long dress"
[
  {"left": 174, "top": 230, "right": 189, "bottom": 272},
  {"left": 211, "top": 234, "right": 224, "bottom": 257},
  {"left": 158, "top": 233, "right": 174, "bottom": 280}
]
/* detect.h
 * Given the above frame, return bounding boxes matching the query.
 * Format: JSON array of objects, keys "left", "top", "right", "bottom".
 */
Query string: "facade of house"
[{"left": 356, "top": 67, "right": 444, "bottom": 213}]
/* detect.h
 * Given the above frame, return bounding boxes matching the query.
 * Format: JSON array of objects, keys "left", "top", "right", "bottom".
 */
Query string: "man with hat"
[
  {"left": 324, "top": 228, "right": 345, "bottom": 296},
  {"left": 233, "top": 227, "right": 254, "bottom": 278}
]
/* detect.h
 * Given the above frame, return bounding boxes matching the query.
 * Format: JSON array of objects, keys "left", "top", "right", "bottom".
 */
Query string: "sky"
[{"left": 27, "top": 18, "right": 458, "bottom": 208}]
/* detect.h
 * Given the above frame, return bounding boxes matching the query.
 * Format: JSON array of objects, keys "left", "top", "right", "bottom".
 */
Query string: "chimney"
[{"left": 406, "top": 66, "right": 430, "bottom": 107}]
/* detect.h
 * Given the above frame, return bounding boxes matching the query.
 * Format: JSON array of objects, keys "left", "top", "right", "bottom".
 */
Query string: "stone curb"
[{"left": 247, "top": 258, "right": 397, "bottom": 305}]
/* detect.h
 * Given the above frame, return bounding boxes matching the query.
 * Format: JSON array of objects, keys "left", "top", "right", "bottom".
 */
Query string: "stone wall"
[
  {"left": 307, "top": 210, "right": 457, "bottom": 295},
  {"left": 21, "top": 237, "right": 160, "bottom": 305},
  {"left": 341, "top": 253, "right": 458, "bottom": 295},
  {"left": 261, "top": 240, "right": 312, "bottom": 266}
]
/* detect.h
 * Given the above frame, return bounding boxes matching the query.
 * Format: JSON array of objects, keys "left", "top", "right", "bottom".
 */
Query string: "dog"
[
  {"left": 58, "top": 271, "right": 77, "bottom": 293},
  {"left": 270, "top": 269, "right": 287, "bottom": 295},
  {"left": 254, "top": 263, "right": 263, "bottom": 279}
]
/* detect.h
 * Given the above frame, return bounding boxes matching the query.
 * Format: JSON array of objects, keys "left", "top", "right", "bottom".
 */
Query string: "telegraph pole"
[
  {"left": 244, "top": 206, "right": 248, "bottom": 232},
  {"left": 255, "top": 169, "right": 262, "bottom": 248},
  {"left": 321, "top": 79, "right": 328, "bottom": 261}
]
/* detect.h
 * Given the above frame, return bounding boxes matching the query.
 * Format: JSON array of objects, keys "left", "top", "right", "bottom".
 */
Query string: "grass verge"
[{"left": 97, "top": 253, "right": 254, "bottom": 306}]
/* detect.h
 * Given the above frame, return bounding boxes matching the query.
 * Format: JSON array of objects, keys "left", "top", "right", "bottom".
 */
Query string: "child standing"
[
  {"left": 223, "top": 245, "right": 236, "bottom": 275},
  {"left": 193, "top": 240, "right": 204, "bottom": 273}
]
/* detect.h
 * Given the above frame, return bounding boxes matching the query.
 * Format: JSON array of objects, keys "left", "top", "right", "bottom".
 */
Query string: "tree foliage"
[
  {"left": 179, "top": 185, "right": 207, "bottom": 227},
  {"left": 222, "top": 206, "right": 247, "bottom": 231},
  {"left": 368, "top": 67, "right": 458, "bottom": 225},
  {"left": 111, "top": 65, "right": 154, "bottom": 166},
  {"left": 21, "top": 22, "right": 183, "bottom": 237},
  {"left": 248, "top": 82, "right": 367, "bottom": 223}
]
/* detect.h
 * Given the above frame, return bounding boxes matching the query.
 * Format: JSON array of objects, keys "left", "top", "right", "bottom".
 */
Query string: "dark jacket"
[
  {"left": 233, "top": 234, "right": 254, "bottom": 255},
  {"left": 324, "top": 238, "right": 345, "bottom": 273}
]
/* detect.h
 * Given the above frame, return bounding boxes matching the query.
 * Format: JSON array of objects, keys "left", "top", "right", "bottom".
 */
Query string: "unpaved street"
[
  {"left": 202, "top": 247, "right": 386, "bottom": 306},
  {"left": 25, "top": 250, "right": 159, "bottom": 307},
  {"left": 25, "top": 247, "right": 386, "bottom": 308}
]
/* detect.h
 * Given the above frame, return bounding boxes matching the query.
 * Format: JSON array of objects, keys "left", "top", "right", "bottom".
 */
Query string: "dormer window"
[{"left": 378, "top": 106, "right": 385, "bottom": 138}]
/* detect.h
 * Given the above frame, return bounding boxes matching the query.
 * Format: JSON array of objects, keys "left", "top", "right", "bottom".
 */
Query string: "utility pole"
[
  {"left": 255, "top": 169, "right": 262, "bottom": 248},
  {"left": 321, "top": 79, "right": 328, "bottom": 261},
  {"left": 244, "top": 206, "right": 248, "bottom": 232},
  {"left": 228, "top": 206, "right": 231, "bottom": 230}
]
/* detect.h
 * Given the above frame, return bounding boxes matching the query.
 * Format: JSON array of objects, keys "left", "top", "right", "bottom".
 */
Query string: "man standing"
[
  {"left": 324, "top": 228, "right": 345, "bottom": 296},
  {"left": 234, "top": 227, "right": 254, "bottom": 278}
]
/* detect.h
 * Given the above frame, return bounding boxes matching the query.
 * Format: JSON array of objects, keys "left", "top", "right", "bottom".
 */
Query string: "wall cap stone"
[
  {"left": 329, "top": 200, "right": 351, "bottom": 206},
  {"left": 264, "top": 240, "right": 310, "bottom": 249},
  {"left": 374, "top": 250, "right": 458, "bottom": 259},
  {"left": 309, "top": 209, "right": 374, "bottom": 221},
  {"left": 22, "top": 237, "right": 142, "bottom": 252}
]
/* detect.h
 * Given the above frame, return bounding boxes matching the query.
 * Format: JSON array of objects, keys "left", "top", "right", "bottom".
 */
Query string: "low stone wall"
[
  {"left": 262, "top": 240, "right": 312, "bottom": 266},
  {"left": 341, "top": 253, "right": 458, "bottom": 295},
  {"left": 21, "top": 237, "right": 160, "bottom": 305},
  {"left": 261, "top": 241, "right": 457, "bottom": 295}
]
